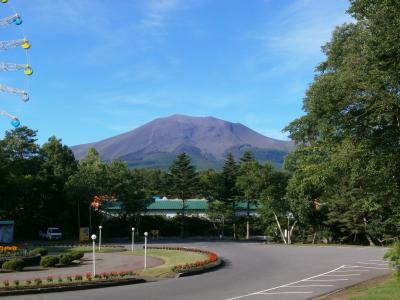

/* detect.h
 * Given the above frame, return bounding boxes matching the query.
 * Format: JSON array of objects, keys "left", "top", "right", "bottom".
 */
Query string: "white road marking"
[
  {"left": 343, "top": 265, "right": 391, "bottom": 270},
  {"left": 225, "top": 266, "right": 344, "bottom": 300},
  {"left": 305, "top": 279, "right": 349, "bottom": 282},
  {"left": 356, "top": 262, "right": 388, "bottom": 266},
  {"left": 332, "top": 270, "right": 369, "bottom": 273},
  {"left": 226, "top": 261, "right": 391, "bottom": 300},
  {"left": 260, "top": 292, "right": 313, "bottom": 295},
  {"left": 287, "top": 285, "right": 334, "bottom": 287},
  {"left": 320, "top": 274, "right": 360, "bottom": 276}
]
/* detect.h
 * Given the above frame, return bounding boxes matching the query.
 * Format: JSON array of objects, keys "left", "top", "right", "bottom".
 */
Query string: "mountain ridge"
[{"left": 71, "top": 114, "right": 293, "bottom": 169}]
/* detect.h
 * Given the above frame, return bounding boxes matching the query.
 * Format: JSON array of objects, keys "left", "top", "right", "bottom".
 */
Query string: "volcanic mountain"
[{"left": 71, "top": 114, "right": 294, "bottom": 169}]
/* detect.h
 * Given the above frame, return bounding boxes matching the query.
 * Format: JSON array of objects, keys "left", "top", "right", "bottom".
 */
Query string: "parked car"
[{"left": 39, "top": 227, "right": 62, "bottom": 240}]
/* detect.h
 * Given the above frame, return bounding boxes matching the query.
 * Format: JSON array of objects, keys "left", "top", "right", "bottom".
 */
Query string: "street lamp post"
[
  {"left": 286, "top": 212, "right": 294, "bottom": 245},
  {"left": 91, "top": 234, "right": 97, "bottom": 276},
  {"left": 144, "top": 232, "right": 148, "bottom": 270},
  {"left": 131, "top": 227, "right": 135, "bottom": 252},
  {"left": 98, "top": 225, "right": 102, "bottom": 251}
]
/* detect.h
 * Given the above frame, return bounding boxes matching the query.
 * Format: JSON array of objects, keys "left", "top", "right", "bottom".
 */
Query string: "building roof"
[
  {"left": 102, "top": 199, "right": 259, "bottom": 212},
  {"left": 0, "top": 221, "right": 14, "bottom": 225}
]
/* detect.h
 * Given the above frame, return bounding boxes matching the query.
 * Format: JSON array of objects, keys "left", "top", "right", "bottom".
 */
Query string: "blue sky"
[{"left": 0, "top": 0, "right": 352, "bottom": 145}]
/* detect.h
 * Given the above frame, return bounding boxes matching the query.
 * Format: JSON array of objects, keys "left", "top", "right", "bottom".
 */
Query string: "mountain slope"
[{"left": 71, "top": 114, "right": 293, "bottom": 169}]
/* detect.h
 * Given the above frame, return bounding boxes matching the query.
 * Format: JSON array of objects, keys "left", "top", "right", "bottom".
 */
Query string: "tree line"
[{"left": 0, "top": 127, "right": 287, "bottom": 240}]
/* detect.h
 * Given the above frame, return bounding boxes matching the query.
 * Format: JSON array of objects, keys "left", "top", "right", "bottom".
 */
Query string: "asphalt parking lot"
[{"left": 3, "top": 242, "right": 393, "bottom": 300}]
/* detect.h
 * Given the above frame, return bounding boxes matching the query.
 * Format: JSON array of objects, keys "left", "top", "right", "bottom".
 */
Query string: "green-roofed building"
[{"left": 102, "top": 198, "right": 259, "bottom": 218}]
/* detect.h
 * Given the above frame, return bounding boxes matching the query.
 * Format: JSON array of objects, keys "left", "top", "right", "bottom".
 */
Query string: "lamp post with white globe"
[
  {"left": 98, "top": 225, "right": 102, "bottom": 251},
  {"left": 91, "top": 234, "right": 97, "bottom": 276},
  {"left": 144, "top": 232, "right": 148, "bottom": 269},
  {"left": 131, "top": 227, "right": 135, "bottom": 252}
]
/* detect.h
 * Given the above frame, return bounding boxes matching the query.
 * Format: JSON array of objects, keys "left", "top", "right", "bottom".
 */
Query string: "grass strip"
[
  {"left": 128, "top": 249, "right": 209, "bottom": 278},
  {"left": 320, "top": 274, "right": 397, "bottom": 300}
]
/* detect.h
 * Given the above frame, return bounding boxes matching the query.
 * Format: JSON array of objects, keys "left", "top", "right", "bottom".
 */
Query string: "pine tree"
[
  {"left": 168, "top": 152, "right": 198, "bottom": 238},
  {"left": 221, "top": 153, "right": 239, "bottom": 238}
]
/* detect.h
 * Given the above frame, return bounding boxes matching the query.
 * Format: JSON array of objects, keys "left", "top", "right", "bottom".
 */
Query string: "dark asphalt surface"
[{"left": 3, "top": 242, "right": 392, "bottom": 300}]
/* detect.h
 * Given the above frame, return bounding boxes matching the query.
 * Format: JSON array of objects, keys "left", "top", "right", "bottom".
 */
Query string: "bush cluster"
[
  {"left": 39, "top": 250, "right": 84, "bottom": 268},
  {"left": 40, "top": 256, "right": 59, "bottom": 267},
  {"left": 1, "top": 258, "right": 25, "bottom": 271},
  {"left": 384, "top": 241, "right": 400, "bottom": 276}
]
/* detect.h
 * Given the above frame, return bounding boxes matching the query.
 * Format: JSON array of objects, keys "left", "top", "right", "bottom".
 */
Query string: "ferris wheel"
[{"left": 0, "top": 0, "right": 32, "bottom": 128}]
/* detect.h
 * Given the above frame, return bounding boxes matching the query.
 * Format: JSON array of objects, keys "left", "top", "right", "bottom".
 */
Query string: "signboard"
[
  {"left": 0, "top": 221, "right": 14, "bottom": 244},
  {"left": 79, "top": 227, "right": 89, "bottom": 242}
]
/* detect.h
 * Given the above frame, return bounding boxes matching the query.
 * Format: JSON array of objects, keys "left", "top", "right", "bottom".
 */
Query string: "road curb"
[
  {"left": 177, "top": 259, "right": 224, "bottom": 277},
  {"left": 0, "top": 278, "right": 146, "bottom": 297}
]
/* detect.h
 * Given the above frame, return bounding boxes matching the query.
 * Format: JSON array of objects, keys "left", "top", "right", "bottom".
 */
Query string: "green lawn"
[
  {"left": 350, "top": 277, "right": 400, "bottom": 300},
  {"left": 127, "top": 249, "right": 209, "bottom": 277}
]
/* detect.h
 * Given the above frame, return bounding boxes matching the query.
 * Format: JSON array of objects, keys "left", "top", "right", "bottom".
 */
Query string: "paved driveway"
[{"left": 2, "top": 242, "right": 393, "bottom": 300}]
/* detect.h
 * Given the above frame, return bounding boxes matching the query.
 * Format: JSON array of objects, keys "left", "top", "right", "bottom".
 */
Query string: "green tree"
[
  {"left": 66, "top": 148, "right": 107, "bottom": 235},
  {"left": 237, "top": 160, "right": 261, "bottom": 239},
  {"left": 168, "top": 153, "right": 199, "bottom": 238},
  {"left": 220, "top": 153, "right": 239, "bottom": 238},
  {"left": 237, "top": 151, "right": 259, "bottom": 239},
  {"left": 284, "top": 0, "right": 400, "bottom": 244},
  {"left": 39, "top": 137, "right": 78, "bottom": 232}
]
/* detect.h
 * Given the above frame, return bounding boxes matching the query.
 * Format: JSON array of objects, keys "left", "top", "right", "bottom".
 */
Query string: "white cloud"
[
  {"left": 241, "top": 0, "right": 352, "bottom": 79},
  {"left": 136, "top": 0, "right": 182, "bottom": 31}
]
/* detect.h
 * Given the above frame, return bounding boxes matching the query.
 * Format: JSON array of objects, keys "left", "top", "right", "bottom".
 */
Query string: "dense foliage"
[{"left": 284, "top": 0, "right": 400, "bottom": 245}]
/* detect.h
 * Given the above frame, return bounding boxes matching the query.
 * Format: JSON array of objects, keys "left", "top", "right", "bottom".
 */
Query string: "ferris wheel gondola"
[{"left": 0, "top": 0, "right": 32, "bottom": 128}]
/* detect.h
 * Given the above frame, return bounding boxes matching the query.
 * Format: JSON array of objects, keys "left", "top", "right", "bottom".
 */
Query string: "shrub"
[
  {"left": 2, "top": 258, "right": 25, "bottom": 271},
  {"left": 69, "top": 251, "right": 84, "bottom": 261},
  {"left": 30, "top": 248, "right": 48, "bottom": 256},
  {"left": 66, "top": 276, "right": 73, "bottom": 282},
  {"left": 59, "top": 254, "right": 74, "bottom": 265},
  {"left": 40, "top": 256, "right": 59, "bottom": 268},
  {"left": 384, "top": 241, "right": 400, "bottom": 276},
  {"left": 46, "top": 276, "right": 53, "bottom": 283},
  {"left": 2, "top": 280, "right": 9, "bottom": 287},
  {"left": 13, "top": 280, "right": 19, "bottom": 287},
  {"left": 26, "top": 279, "right": 32, "bottom": 286},
  {"left": 34, "top": 278, "right": 42, "bottom": 285},
  {"left": 57, "top": 277, "right": 63, "bottom": 283}
]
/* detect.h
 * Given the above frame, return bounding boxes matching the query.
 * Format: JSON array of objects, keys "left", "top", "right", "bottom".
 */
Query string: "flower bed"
[
  {"left": 0, "top": 270, "right": 139, "bottom": 291},
  {"left": 144, "top": 246, "right": 220, "bottom": 274}
]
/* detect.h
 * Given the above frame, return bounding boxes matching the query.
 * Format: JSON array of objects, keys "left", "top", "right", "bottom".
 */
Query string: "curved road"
[{"left": 5, "top": 242, "right": 392, "bottom": 300}]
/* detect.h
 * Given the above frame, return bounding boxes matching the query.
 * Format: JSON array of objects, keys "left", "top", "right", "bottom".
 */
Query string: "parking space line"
[
  {"left": 260, "top": 291, "right": 313, "bottom": 295},
  {"left": 343, "top": 265, "right": 390, "bottom": 270},
  {"left": 305, "top": 279, "right": 349, "bottom": 282},
  {"left": 356, "top": 262, "right": 389, "bottom": 266},
  {"left": 226, "top": 261, "right": 391, "bottom": 300},
  {"left": 320, "top": 274, "right": 360, "bottom": 276},
  {"left": 332, "top": 270, "right": 369, "bottom": 272},
  {"left": 287, "top": 285, "right": 334, "bottom": 287},
  {"left": 225, "top": 266, "right": 344, "bottom": 300}
]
